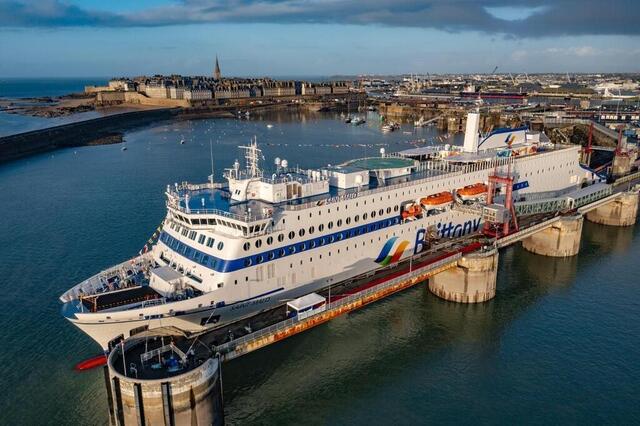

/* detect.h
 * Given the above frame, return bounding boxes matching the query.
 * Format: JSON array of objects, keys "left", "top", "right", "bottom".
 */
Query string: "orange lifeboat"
[
  {"left": 456, "top": 183, "right": 487, "bottom": 200},
  {"left": 401, "top": 203, "right": 422, "bottom": 219},
  {"left": 420, "top": 192, "right": 454, "bottom": 207}
]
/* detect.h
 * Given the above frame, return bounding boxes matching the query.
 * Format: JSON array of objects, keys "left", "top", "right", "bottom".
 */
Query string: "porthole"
[
  {"left": 299, "top": 229, "right": 305, "bottom": 237},
  {"left": 371, "top": 211, "right": 376, "bottom": 218},
  {"left": 346, "top": 217, "right": 351, "bottom": 225},
  {"left": 255, "top": 239, "right": 262, "bottom": 248},
  {"left": 289, "top": 231, "right": 295, "bottom": 239},
  {"left": 243, "top": 242, "right": 251, "bottom": 251},
  {"left": 279, "top": 248, "right": 286, "bottom": 257},
  {"left": 386, "top": 207, "right": 391, "bottom": 214},
  {"left": 354, "top": 215, "right": 360, "bottom": 222},
  {"left": 299, "top": 243, "right": 306, "bottom": 251},
  {"left": 319, "top": 224, "right": 324, "bottom": 232},
  {"left": 278, "top": 234, "right": 284, "bottom": 242},
  {"left": 289, "top": 246, "right": 297, "bottom": 254},
  {"left": 267, "top": 236, "right": 273, "bottom": 245},
  {"left": 328, "top": 222, "right": 334, "bottom": 229},
  {"left": 379, "top": 209, "right": 384, "bottom": 216},
  {"left": 244, "top": 258, "right": 252, "bottom": 267},
  {"left": 363, "top": 213, "right": 368, "bottom": 220},
  {"left": 329, "top": 235, "right": 335, "bottom": 243},
  {"left": 310, "top": 241, "right": 317, "bottom": 248},
  {"left": 393, "top": 205, "right": 399, "bottom": 212},
  {"left": 337, "top": 219, "right": 343, "bottom": 227},
  {"left": 320, "top": 238, "right": 326, "bottom": 245},
  {"left": 257, "top": 255, "right": 264, "bottom": 263},
  {"left": 217, "top": 242, "right": 224, "bottom": 250},
  {"left": 337, "top": 233, "right": 344, "bottom": 241},
  {"left": 309, "top": 226, "right": 315, "bottom": 234},
  {"left": 268, "top": 252, "right": 275, "bottom": 260}
]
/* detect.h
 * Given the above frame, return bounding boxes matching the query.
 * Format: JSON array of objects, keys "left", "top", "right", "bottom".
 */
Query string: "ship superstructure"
[{"left": 60, "top": 112, "right": 593, "bottom": 349}]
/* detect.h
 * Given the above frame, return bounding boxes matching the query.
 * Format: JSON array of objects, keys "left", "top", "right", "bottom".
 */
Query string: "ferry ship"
[{"left": 60, "top": 111, "right": 593, "bottom": 349}]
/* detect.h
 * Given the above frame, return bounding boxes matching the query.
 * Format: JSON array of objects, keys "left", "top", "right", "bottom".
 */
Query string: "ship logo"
[
  {"left": 505, "top": 133, "right": 516, "bottom": 147},
  {"left": 374, "top": 236, "right": 410, "bottom": 266}
]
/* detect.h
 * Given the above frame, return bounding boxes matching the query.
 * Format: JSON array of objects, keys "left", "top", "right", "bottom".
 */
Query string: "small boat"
[
  {"left": 414, "top": 117, "right": 427, "bottom": 127},
  {"left": 180, "top": 138, "right": 185, "bottom": 145},
  {"left": 420, "top": 191, "right": 454, "bottom": 207},
  {"left": 351, "top": 117, "right": 365, "bottom": 126},
  {"left": 345, "top": 116, "right": 352, "bottom": 123},
  {"left": 266, "top": 124, "right": 274, "bottom": 129},
  {"left": 75, "top": 354, "right": 107, "bottom": 371},
  {"left": 456, "top": 183, "right": 488, "bottom": 201},
  {"left": 121, "top": 145, "right": 127, "bottom": 151}
]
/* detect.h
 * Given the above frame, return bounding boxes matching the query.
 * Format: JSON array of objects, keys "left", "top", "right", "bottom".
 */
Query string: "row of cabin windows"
[
  {"left": 242, "top": 217, "right": 401, "bottom": 266},
  {"left": 172, "top": 211, "right": 266, "bottom": 235},
  {"left": 167, "top": 222, "right": 224, "bottom": 250},
  {"left": 243, "top": 205, "right": 400, "bottom": 251}
]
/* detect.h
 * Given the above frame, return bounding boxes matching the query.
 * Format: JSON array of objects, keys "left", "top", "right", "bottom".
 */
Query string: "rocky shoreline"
[{"left": 0, "top": 94, "right": 96, "bottom": 118}]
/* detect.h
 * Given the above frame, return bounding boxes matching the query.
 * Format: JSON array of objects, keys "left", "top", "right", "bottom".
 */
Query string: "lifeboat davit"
[
  {"left": 420, "top": 192, "right": 454, "bottom": 208},
  {"left": 456, "top": 183, "right": 487, "bottom": 201},
  {"left": 401, "top": 203, "right": 422, "bottom": 219}
]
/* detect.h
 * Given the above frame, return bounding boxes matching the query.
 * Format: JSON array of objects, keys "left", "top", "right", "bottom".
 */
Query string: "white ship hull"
[{"left": 61, "top": 114, "right": 593, "bottom": 350}]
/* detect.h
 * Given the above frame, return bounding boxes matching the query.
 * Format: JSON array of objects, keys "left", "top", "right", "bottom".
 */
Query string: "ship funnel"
[{"left": 463, "top": 111, "right": 480, "bottom": 153}]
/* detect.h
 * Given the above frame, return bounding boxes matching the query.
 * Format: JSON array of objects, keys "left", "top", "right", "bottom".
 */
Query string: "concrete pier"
[
  {"left": 586, "top": 192, "right": 639, "bottom": 226},
  {"left": 106, "top": 338, "right": 224, "bottom": 426},
  {"left": 428, "top": 249, "right": 498, "bottom": 303},
  {"left": 521, "top": 214, "right": 584, "bottom": 257}
]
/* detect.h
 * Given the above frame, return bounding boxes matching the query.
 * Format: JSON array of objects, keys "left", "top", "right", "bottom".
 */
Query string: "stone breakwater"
[{"left": 0, "top": 108, "right": 179, "bottom": 163}]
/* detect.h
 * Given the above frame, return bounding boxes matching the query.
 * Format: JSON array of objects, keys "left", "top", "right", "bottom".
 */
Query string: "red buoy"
[{"left": 75, "top": 354, "right": 107, "bottom": 371}]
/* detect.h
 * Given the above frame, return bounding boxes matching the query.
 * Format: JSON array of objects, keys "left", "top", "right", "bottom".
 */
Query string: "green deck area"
[{"left": 345, "top": 157, "right": 414, "bottom": 170}]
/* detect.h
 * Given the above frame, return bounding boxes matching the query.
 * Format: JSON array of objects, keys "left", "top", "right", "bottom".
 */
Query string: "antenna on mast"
[{"left": 209, "top": 139, "right": 215, "bottom": 184}]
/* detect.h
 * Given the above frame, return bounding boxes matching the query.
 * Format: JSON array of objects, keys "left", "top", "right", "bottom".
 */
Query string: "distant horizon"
[
  {"left": 2, "top": 1, "right": 639, "bottom": 77},
  {"left": 2, "top": 71, "right": 640, "bottom": 80}
]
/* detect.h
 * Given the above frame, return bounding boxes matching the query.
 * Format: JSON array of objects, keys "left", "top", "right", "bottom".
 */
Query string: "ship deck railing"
[{"left": 60, "top": 254, "right": 154, "bottom": 304}]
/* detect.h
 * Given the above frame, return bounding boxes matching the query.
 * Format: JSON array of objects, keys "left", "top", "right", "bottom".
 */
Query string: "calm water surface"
[{"left": 0, "top": 111, "right": 639, "bottom": 425}]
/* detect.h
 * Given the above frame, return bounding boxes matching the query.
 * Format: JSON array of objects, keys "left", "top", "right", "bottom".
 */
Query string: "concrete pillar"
[
  {"left": 586, "top": 192, "right": 639, "bottom": 227},
  {"left": 522, "top": 214, "right": 583, "bottom": 257},
  {"left": 428, "top": 249, "right": 498, "bottom": 303},
  {"left": 108, "top": 341, "right": 224, "bottom": 426},
  {"left": 611, "top": 154, "right": 631, "bottom": 178}
]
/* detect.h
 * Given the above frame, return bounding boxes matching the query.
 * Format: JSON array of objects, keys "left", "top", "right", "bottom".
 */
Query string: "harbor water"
[{"left": 0, "top": 111, "right": 639, "bottom": 424}]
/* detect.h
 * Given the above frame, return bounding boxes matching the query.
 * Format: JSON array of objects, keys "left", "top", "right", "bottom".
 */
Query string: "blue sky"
[{"left": 1, "top": 1, "right": 639, "bottom": 77}]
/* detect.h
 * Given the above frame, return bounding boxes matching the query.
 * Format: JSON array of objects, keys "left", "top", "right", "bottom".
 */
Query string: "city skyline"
[{"left": 1, "top": 0, "right": 640, "bottom": 77}]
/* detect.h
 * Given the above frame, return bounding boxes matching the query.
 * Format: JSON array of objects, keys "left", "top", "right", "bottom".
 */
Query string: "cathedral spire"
[{"left": 214, "top": 55, "right": 221, "bottom": 80}]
